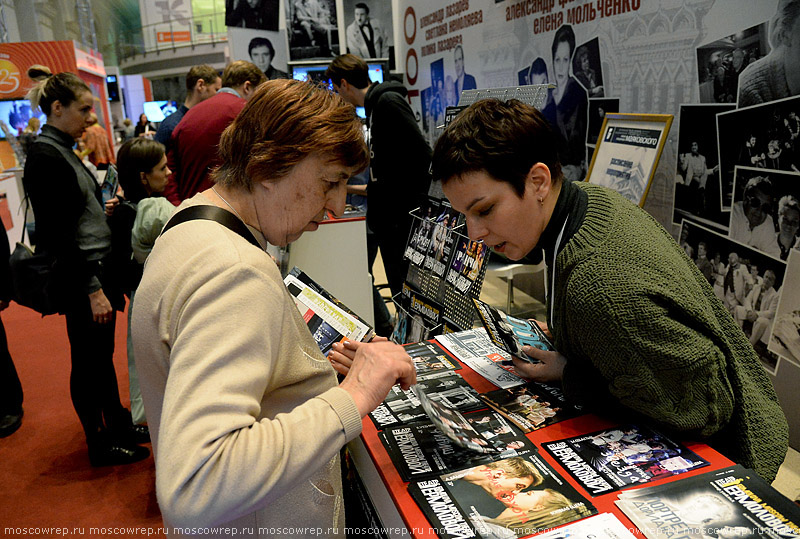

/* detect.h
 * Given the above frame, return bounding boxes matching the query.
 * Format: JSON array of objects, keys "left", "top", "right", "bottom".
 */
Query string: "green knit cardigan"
[{"left": 550, "top": 182, "right": 788, "bottom": 481}]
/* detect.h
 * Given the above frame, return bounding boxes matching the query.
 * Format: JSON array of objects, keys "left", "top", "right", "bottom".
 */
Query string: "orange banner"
[
  {"left": 157, "top": 31, "right": 192, "bottom": 43},
  {"left": 0, "top": 41, "right": 76, "bottom": 99}
]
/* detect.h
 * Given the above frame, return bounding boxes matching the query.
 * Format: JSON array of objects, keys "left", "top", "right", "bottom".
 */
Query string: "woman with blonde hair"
[
  {"left": 23, "top": 65, "right": 149, "bottom": 466},
  {"left": 18, "top": 116, "right": 40, "bottom": 155}
]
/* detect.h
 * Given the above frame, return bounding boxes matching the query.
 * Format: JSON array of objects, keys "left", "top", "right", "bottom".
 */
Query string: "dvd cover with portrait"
[
  {"left": 408, "top": 454, "right": 596, "bottom": 539},
  {"left": 615, "top": 465, "right": 800, "bottom": 539}
]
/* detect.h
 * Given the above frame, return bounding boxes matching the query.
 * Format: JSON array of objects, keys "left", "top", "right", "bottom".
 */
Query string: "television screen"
[
  {"left": 291, "top": 64, "right": 333, "bottom": 90},
  {"left": 0, "top": 99, "right": 46, "bottom": 139},
  {"left": 291, "top": 62, "right": 386, "bottom": 119},
  {"left": 366, "top": 63, "right": 384, "bottom": 84},
  {"left": 106, "top": 75, "right": 120, "bottom": 102},
  {"left": 142, "top": 100, "right": 178, "bottom": 123}
]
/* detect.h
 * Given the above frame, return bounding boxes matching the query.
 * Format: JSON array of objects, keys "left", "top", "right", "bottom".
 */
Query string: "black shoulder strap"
[{"left": 160, "top": 205, "right": 261, "bottom": 248}]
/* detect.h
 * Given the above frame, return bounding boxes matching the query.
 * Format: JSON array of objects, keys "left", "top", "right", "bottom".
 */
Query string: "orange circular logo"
[{"left": 0, "top": 60, "right": 21, "bottom": 94}]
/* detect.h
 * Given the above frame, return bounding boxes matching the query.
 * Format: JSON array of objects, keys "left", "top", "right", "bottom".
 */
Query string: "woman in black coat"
[{"left": 23, "top": 65, "right": 148, "bottom": 466}]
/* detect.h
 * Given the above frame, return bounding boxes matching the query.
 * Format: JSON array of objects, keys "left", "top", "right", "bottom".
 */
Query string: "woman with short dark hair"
[{"left": 432, "top": 98, "right": 788, "bottom": 482}]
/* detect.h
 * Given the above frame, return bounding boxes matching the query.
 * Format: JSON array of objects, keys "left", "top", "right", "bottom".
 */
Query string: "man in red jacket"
[{"left": 165, "top": 61, "right": 266, "bottom": 205}]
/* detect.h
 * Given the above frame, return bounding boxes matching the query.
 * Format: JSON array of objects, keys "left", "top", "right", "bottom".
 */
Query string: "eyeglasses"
[{"left": 745, "top": 195, "right": 771, "bottom": 211}]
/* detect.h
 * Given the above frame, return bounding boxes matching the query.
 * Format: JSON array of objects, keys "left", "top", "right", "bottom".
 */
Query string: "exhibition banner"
[{"left": 139, "top": 0, "right": 194, "bottom": 50}]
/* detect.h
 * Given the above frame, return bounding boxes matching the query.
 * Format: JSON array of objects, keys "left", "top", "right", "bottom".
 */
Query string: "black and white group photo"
[
  {"left": 680, "top": 220, "right": 787, "bottom": 372},
  {"left": 716, "top": 95, "right": 800, "bottom": 210},
  {"left": 696, "top": 22, "right": 767, "bottom": 104}
]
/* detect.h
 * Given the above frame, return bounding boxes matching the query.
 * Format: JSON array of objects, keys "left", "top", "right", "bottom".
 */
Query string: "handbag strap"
[{"left": 160, "top": 205, "right": 261, "bottom": 248}]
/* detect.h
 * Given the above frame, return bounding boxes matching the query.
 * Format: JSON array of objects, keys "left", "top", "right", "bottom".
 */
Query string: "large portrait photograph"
[
  {"left": 342, "top": 0, "right": 392, "bottom": 59},
  {"left": 227, "top": 27, "right": 290, "bottom": 80}
]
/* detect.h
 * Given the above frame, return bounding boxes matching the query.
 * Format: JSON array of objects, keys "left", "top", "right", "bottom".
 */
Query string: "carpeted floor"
[{"left": 0, "top": 302, "right": 165, "bottom": 537}]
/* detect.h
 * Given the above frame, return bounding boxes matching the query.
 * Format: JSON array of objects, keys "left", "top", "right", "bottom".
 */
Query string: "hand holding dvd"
[
  {"left": 338, "top": 340, "right": 417, "bottom": 418},
  {"left": 509, "top": 347, "right": 567, "bottom": 384},
  {"left": 471, "top": 298, "right": 553, "bottom": 364}
]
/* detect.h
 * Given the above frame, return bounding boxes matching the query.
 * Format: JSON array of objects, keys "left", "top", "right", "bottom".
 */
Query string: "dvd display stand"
[{"left": 393, "top": 208, "right": 489, "bottom": 343}]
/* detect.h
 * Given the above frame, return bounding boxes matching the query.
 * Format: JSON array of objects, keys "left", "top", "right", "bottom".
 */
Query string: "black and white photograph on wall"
[
  {"left": 286, "top": 0, "right": 339, "bottom": 60},
  {"left": 452, "top": 44, "right": 477, "bottom": 100},
  {"left": 716, "top": 95, "right": 800, "bottom": 211},
  {"left": 695, "top": 22, "right": 767, "bottom": 104},
  {"left": 680, "top": 219, "right": 786, "bottom": 373},
  {"left": 342, "top": 0, "right": 392, "bottom": 59},
  {"left": 518, "top": 57, "right": 548, "bottom": 87},
  {"left": 225, "top": 0, "right": 279, "bottom": 31},
  {"left": 228, "top": 28, "right": 290, "bottom": 80},
  {"left": 729, "top": 166, "right": 800, "bottom": 260},
  {"left": 587, "top": 98, "right": 619, "bottom": 145},
  {"left": 573, "top": 37, "right": 604, "bottom": 98},
  {"left": 737, "top": 0, "right": 800, "bottom": 107},
  {"left": 673, "top": 104, "right": 735, "bottom": 232},
  {"left": 541, "top": 25, "right": 589, "bottom": 181},
  {"left": 769, "top": 249, "right": 800, "bottom": 367}
]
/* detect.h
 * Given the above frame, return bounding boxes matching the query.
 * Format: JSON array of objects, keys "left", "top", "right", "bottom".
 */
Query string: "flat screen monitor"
[
  {"left": 291, "top": 64, "right": 334, "bottom": 90},
  {"left": 291, "top": 61, "right": 386, "bottom": 119},
  {"left": 355, "top": 63, "right": 386, "bottom": 119},
  {"left": 142, "top": 100, "right": 178, "bottom": 123},
  {"left": 0, "top": 99, "right": 45, "bottom": 139},
  {"left": 106, "top": 75, "right": 120, "bottom": 102}
]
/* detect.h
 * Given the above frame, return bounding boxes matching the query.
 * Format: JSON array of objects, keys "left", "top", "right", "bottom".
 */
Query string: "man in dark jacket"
[{"left": 326, "top": 54, "right": 431, "bottom": 297}]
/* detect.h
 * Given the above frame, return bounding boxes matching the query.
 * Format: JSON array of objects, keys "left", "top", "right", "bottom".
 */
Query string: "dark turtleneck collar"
[
  {"left": 529, "top": 179, "right": 588, "bottom": 266},
  {"left": 40, "top": 123, "right": 76, "bottom": 149}
]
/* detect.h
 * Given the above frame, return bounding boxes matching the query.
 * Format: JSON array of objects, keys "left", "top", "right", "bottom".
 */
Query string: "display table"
[{"left": 349, "top": 347, "right": 735, "bottom": 538}]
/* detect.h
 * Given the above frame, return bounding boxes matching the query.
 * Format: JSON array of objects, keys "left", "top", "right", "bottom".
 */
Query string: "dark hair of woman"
[
  {"left": 116, "top": 138, "right": 166, "bottom": 204},
  {"left": 432, "top": 98, "right": 563, "bottom": 196}
]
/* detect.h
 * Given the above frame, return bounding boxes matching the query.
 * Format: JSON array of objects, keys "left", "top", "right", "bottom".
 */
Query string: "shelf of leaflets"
[{"left": 350, "top": 344, "right": 736, "bottom": 539}]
